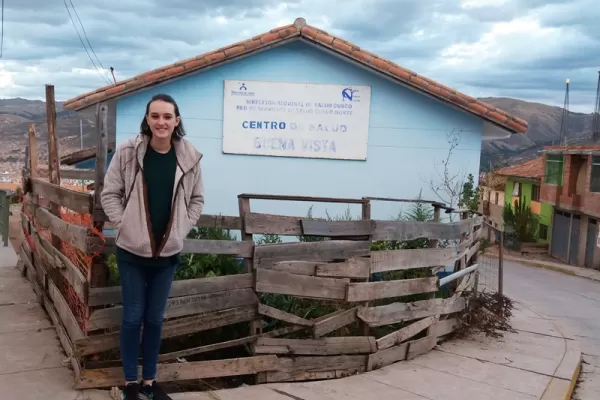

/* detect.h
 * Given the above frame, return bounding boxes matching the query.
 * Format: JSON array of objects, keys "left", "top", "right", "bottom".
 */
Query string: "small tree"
[
  {"left": 502, "top": 198, "right": 539, "bottom": 242},
  {"left": 458, "top": 173, "right": 481, "bottom": 213}
]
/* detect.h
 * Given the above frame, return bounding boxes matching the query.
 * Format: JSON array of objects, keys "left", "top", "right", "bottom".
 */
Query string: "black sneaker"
[
  {"left": 122, "top": 382, "right": 140, "bottom": 400},
  {"left": 139, "top": 381, "right": 172, "bottom": 400}
]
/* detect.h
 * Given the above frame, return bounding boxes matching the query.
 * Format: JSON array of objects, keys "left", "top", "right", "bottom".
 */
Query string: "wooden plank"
[
  {"left": 271, "top": 261, "right": 318, "bottom": 275},
  {"left": 255, "top": 268, "right": 349, "bottom": 300},
  {"left": 315, "top": 257, "right": 370, "bottom": 279},
  {"left": 47, "top": 279, "right": 85, "bottom": 341},
  {"left": 34, "top": 207, "right": 89, "bottom": 252},
  {"left": 93, "top": 209, "right": 241, "bottom": 230},
  {"left": 357, "top": 297, "right": 466, "bottom": 327},
  {"left": 371, "top": 243, "right": 469, "bottom": 273},
  {"left": 88, "top": 273, "right": 254, "bottom": 306},
  {"left": 431, "top": 318, "right": 458, "bottom": 337},
  {"left": 159, "top": 325, "right": 304, "bottom": 362},
  {"left": 101, "top": 236, "right": 253, "bottom": 257},
  {"left": 30, "top": 228, "right": 87, "bottom": 301},
  {"left": 372, "top": 217, "right": 482, "bottom": 241},
  {"left": 376, "top": 316, "right": 439, "bottom": 351},
  {"left": 197, "top": 214, "right": 241, "bottom": 230},
  {"left": 75, "top": 355, "right": 280, "bottom": 389},
  {"left": 407, "top": 335, "right": 437, "bottom": 360},
  {"left": 254, "top": 337, "right": 376, "bottom": 356},
  {"left": 263, "top": 355, "right": 367, "bottom": 383},
  {"left": 74, "top": 305, "right": 257, "bottom": 356},
  {"left": 313, "top": 307, "right": 358, "bottom": 337},
  {"left": 38, "top": 168, "right": 95, "bottom": 181},
  {"left": 87, "top": 288, "right": 258, "bottom": 331},
  {"left": 367, "top": 342, "right": 408, "bottom": 371},
  {"left": 29, "top": 178, "right": 91, "bottom": 214},
  {"left": 245, "top": 213, "right": 324, "bottom": 235},
  {"left": 301, "top": 220, "right": 373, "bottom": 237},
  {"left": 258, "top": 303, "right": 313, "bottom": 327},
  {"left": 254, "top": 240, "right": 371, "bottom": 269},
  {"left": 239, "top": 193, "right": 367, "bottom": 204},
  {"left": 346, "top": 277, "right": 439, "bottom": 302}
]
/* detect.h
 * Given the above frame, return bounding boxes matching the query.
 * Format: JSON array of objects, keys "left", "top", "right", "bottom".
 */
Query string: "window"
[
  {"left": 539, "top": 224, "right": 548, "bottom": 240},
  {"left": 532, "top": 185, "right": 540, "bottom": 202},
  {"left": 545, "top": 154, "right": 564, "bottom": 186},
  {"left": 590, "top": 156, "right": 600, "bottom": 192},
  {"left": 494, "top": 192, "right": 499, "bottom": 204},
  {"left": 512, "top": 182, "right": 520, "bottom": 197}
]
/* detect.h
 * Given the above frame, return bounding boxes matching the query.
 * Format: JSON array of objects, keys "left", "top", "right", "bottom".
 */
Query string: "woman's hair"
[{"left": 140, "top": 93, "right": 186, "bottom": 139}]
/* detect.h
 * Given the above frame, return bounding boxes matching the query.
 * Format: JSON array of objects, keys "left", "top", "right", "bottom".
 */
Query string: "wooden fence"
[{"left": 16, "top": 97, "right": 484, "bottom": 390}]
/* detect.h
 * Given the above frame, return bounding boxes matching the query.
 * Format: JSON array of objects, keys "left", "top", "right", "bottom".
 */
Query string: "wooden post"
[
  {"left": 498, "top": 231, "right": 504, "bottom": 296},
  {"left": 45, "top": 85, "right": 62, "bottom": 255},
  {"left": 237, "top": 196, "right": 262, "bottom": 336},
  {"left": 359, "top": 199, "right": 372, "bottom": 336},
  {"left": 45, "top": 85, "right": 61, "bottom": 185},
  {"left": 28, "top": 124, "right": 38, "bottom": 177},
  {"left": 90, "top": 104, "right": 109, "bottom": 288}
]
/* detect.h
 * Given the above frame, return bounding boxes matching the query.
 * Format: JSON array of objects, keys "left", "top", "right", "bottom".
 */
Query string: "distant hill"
[{"left": 480, "top": 97, "right": 597, "bottom": 169}]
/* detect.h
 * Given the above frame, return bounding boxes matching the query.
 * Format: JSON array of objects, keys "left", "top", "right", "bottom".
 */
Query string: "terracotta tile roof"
[
  {"left": 64, "top": 17, "right": 528, "bottom": 135},
  {"left": 495, "top": 156, "right": 544, "bottom": 180}
]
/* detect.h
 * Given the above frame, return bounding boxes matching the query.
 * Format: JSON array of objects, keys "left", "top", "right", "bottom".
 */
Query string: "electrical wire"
[
  {"left": 68, "top": 0, "right": 110, "bottom": 80},
  {"left": 64, "top": 0, "right": 112, "bottom": 85}
]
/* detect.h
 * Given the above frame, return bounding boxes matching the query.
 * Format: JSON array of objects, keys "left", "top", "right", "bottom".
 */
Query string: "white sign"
[{"left": 222, "top": 80, "right": 372, "bottom": 160}]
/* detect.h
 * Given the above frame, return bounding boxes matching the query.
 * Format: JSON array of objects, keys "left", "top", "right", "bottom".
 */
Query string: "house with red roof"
[
  {"left": 63, "top": 17, "right": 527, "bottom": 220},
  {"left": 494, "top": 156, "right": 551, "bottom": 243}
]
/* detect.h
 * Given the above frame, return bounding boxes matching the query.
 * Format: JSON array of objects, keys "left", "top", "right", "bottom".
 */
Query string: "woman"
[{"left": 101, "top": 93, "right": 204, "bottom": 400}]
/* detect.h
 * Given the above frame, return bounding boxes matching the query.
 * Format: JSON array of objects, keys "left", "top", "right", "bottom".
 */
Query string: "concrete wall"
[{"left": 113, "top": 40, "right": 484, "bottom": 220}]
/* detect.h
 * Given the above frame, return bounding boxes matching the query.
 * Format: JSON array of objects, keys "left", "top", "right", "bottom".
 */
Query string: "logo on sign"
[
  {"left": 342, "top": 88, "right": 360, "bottom": 102},
  {"left": 231, "top": 82, "right": 255, "bottom": 97}
]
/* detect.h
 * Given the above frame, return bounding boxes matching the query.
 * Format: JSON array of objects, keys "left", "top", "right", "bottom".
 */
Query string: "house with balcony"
[
  {"left": 494, "top": 156, "right": 552, "bottom": 245},
  {"left": 540, "top": 145, "right": 600, "bottom": 269}
]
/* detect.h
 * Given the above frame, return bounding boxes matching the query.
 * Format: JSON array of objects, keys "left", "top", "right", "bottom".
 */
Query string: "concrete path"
[
  {"left": 486, "top": 248, "right": 600, "bottom": 283},
  {"left": 0, "top": 236, "right": 582, "bottom": 400},
  {"left": 501, "top": 257, "right": 600, "bottom": 399}
]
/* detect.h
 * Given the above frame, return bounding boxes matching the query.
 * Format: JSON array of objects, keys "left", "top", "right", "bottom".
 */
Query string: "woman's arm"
[
  {"left": 100, "top": 147, "right": 126, "bottom": 229},
  {"left": 187, "top": 162, "right": 205, "bottom": 224}
]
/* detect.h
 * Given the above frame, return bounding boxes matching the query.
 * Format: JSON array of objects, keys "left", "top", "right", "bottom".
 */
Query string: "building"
[
  {"left": 494, "top": 156, "right": 552, "bottom": 244},
  {"left": 63, "top": 17, "right": 527, "bottom": 220},
  {"left": 540, "top": 145, "right": 600, "bottom": 269}
]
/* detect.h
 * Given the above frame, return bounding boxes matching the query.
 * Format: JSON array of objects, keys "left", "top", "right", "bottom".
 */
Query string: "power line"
[
  {"left": 63, "top": 0, "right": 112, "bottom": 85},
  {"left": 68, "top": 0, "right": 111, "bottom": 79}
]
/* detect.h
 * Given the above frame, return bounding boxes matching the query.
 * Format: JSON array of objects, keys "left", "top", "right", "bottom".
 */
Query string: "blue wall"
[{"left": 114, "top": 40, "right": 483, "bottom": 222}]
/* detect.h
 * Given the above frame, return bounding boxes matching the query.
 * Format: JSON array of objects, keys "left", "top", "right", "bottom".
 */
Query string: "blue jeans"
[{"left": 118, "top": 260, "right": 177, "bottom": 382}]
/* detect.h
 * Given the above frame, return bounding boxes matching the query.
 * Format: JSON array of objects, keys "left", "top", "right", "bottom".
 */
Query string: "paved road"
[{"left": 499, "top": 258, "right": 600, "bottom": 399}]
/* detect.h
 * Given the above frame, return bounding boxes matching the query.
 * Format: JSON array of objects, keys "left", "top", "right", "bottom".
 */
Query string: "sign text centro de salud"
[{"left": 222, "top": 80, "right": 372, "bottom": 160}]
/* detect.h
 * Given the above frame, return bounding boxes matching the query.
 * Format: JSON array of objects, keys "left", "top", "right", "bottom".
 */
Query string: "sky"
[{"left": 0, "top": 0, "right": 599, "bottom": 112}]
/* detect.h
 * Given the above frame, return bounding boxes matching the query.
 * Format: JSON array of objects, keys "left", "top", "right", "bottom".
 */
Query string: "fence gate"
[
  {"left": 585, "top": 218, "right": 597, "bottom": 268},
  {"left": 551, "top": 210, "right": 570, "bottom": 263}
]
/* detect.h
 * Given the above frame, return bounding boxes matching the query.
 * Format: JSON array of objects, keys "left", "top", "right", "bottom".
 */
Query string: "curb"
[
  {"left": 539, "top": 313, "right": 582, "bottom": 400},
  {"left": 485, "top": 253, "right": 600, "bottom": 283}
]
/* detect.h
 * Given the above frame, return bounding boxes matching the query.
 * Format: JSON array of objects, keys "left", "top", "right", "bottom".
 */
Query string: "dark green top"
[{"left": 116, "top": 144, "right": 179, "bottom": 267}]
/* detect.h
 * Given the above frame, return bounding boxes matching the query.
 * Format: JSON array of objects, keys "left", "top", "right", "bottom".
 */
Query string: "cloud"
[{"left": 0, "top": 0, "right": 598, "bottom": 113}]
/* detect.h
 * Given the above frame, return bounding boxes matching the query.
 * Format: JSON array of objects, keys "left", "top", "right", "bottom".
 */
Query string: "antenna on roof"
[
  {"left": 593, "top": 71, "right": 600, "bottom": 142},
  {"left": 559, "top": 78, "right": 570, "bottom": 145}
]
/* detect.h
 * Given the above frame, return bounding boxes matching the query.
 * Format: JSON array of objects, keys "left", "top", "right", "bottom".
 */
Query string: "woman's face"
[{"left": 146, "top": 100, "right": 181, "bottom": 140}]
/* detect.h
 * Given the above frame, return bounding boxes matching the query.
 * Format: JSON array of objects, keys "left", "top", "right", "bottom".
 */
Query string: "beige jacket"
[{"left": 101, "top": 134, "right": 204, "bottom": 258}]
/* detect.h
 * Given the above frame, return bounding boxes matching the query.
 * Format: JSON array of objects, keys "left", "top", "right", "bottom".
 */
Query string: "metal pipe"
[{"left": 439, "top": 264, "right": 479, "bottom": 287}]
